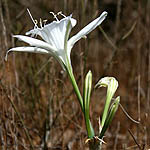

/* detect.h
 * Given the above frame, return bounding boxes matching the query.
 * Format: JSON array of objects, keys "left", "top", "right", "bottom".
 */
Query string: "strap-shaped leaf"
[
  {"left": 83, "top": 70, "right": 94, "bottom": 138},
  {"left": 99, "top": 96, "right": 120, "bottom": 138}
]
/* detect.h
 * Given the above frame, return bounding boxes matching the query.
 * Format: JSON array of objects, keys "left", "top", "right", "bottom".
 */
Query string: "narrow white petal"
[
  {"left": 13, "top": 35, "right": 57, "bottom": 52},
  {"left": 5, "top": 46, "right": 66, "bottom": 71},
  {"left": 5, "top": 47, "right": 49, "bottom": 61},
  {"left": 68, "top": 11, "right": 108, "bottom": 48}
]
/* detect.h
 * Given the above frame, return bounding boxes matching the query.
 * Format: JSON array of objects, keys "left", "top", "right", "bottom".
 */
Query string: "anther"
[
  {"left": 57, "top": 11, "right": 66, "bottom": 18},
  {"left": 50, "top": 12, "right": 59, "bottom": 21},
  {"left": 57, "top": 11, "right": 62, "bottom": 15}
]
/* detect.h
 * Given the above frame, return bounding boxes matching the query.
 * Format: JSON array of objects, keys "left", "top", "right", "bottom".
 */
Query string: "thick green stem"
[{"left": 67, "top": 68, "right": 84, "bottom": 111}]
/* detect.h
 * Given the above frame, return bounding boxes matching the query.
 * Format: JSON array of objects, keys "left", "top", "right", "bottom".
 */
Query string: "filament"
[{"left": 27, "top": 8, "right": 38, "bottom": 28}]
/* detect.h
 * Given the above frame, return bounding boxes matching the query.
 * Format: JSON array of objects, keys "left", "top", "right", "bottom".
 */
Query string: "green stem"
[{"left": 67, "top": 68, "right": 84, "bottom": 111}]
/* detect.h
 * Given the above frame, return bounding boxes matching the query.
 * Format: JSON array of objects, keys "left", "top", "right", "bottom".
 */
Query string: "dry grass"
[{"left": 0, "top": 0, "right": 150, "bottom": 149}]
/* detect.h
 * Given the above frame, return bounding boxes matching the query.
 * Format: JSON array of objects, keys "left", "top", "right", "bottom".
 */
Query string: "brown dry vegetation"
[{"left": 0, "top": 0, "right": 150, "bottom": 149}]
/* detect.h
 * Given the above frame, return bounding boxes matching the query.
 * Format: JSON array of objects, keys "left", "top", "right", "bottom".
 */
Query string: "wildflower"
[{"left": 6, "top": 10, "right": 107, "bottom": 71}]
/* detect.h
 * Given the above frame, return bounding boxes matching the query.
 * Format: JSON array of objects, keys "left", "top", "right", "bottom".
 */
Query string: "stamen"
[
  {"left": 27, "top": 8, "right": 38, "bottom": 28},
  {"left": 50, "top": 11, "right": 59, "bottom": 21},
  {"left": 43, "top": 20, "right": 47, "bottom": 26},
  {"left": 57, "top": 11, "right": 66, "bottom": 18},
  {"left": 40, "top": 18, "right": 43, "bottom": 28}
]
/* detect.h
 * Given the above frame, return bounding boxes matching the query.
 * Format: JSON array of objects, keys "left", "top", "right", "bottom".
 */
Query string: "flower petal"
[
  {"left": 5, "top": 46, "right": 49, "bottom": 61},
  {"left": 68, "top": 11, "right": 108, "bottom": 49},
  {"left": 26, "top": 15, "right": 76, "bottom": 50},
  {"left": 5, "top": 46, "right": 66, "bottom": 70},
  {"left": 13, "top": 35, "right": 57, "bottom": 52},
  {"left": 64, "top": 17, "right": 74, "bottom": 66}
]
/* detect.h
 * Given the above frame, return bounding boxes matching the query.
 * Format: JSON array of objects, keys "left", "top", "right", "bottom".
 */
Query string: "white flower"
[{"left": 6, "top": 10, "right": 107, "bottom": 71}]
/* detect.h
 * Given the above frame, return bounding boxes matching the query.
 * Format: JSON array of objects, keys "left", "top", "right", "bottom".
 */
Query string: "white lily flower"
[{"left": 6, "top": 10, "right": 107, "bottom": 71}]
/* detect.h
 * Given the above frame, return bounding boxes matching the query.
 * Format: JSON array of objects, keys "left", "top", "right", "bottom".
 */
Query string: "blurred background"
[{"left": 0, "top": 0, "right": 150, "bottom": 149}]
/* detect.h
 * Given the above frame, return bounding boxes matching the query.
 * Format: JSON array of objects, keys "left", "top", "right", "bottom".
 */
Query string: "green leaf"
[
  {"left": 99, "top": 96, "right": 120, "bottom": 139},
  {"left": 84, "top": 70, "right": 92, "bottom": 112},
  {"left": 83, "top": 70, "right": 94, "bottom": 138}
]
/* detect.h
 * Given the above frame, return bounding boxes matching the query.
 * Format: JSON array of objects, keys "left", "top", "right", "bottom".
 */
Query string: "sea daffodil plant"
[{"left": 6, "top": 10, "right": 120, "bottom": 150}]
